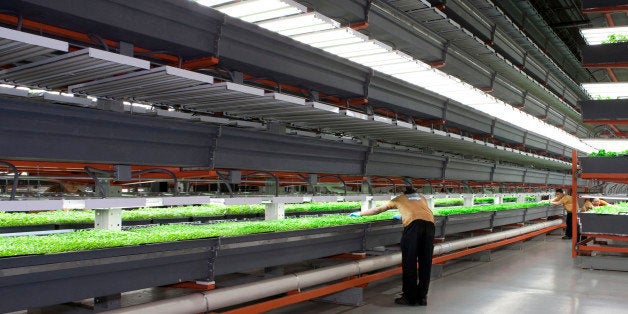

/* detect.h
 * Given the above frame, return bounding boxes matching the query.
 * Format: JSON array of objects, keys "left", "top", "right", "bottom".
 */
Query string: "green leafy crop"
[
  {"left": 433, "top": 202, "right": 544, "bottom": 216},
  {"left": 433, "top": 198, "right": 463, "bottom": 207},
  {"left": 0, "top": 213, "right": 396, "bottom": 257},
  {"left": 588, "top": 149, "right": 628, "bottom": 157},
  {"left": 601, "top": 33, "right": 628, "bottom": 44},
  {"left": 0, "top": 202, "right": 362, "bottom": 227},
  {"left": 589, "top": 202, "right": 628, "bottom": 215}
]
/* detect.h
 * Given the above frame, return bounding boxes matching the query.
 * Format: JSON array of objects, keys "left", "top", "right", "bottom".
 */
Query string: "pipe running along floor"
[{"left": 268, "top": 234, "right": 628, "bottom": 314}]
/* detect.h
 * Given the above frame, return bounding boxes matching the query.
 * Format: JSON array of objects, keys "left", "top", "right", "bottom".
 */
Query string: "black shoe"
[
  {"left": 417, "top": 297, "right": 427, "bottom": 306},
  {"left": 395, "top": 297, "right": 417, "bottom": 306},
  {"left": 562, "top": 236, "right": 571, "bottom": 240}
]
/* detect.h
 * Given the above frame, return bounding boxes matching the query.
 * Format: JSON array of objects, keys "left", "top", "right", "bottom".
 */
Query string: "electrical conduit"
[{"left": 105, "top": 219, "right": 562, "bottom": 314}]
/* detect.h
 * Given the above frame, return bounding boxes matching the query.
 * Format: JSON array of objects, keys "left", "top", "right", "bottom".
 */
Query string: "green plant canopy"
[{"left": 589, "top": 202, "right": 628, "bottom": 215}]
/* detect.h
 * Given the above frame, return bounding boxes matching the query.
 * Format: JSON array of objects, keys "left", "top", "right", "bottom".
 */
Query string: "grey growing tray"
[
  {"left": 493, "top": 208, "right": 526, "bottom": 226},
  {"left": 525, "top": 206, "right": 550, "bottom": 221},
  {"left": 579, "top": 156, "right": 628, "bottom": 174},
  {"left": 0, "top": 238, "right": 220, "bottom": 313},
  {"left": 444, "top": 212, "right": 494, "bottom": 235},
  {"left": 580, "top": 213, "right": 628, "bottom": 236}
]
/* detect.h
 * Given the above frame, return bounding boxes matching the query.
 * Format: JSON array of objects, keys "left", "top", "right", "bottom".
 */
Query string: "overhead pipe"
[{"left": 105, "top": 220, "right": 561, "bottom": 314}]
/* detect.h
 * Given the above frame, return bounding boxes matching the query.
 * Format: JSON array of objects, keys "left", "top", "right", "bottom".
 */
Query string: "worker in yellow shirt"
[
  {"left": 351, "top": 187, "right": 434, "bottom": 306},
  {"left": 550, "top": 188, "right": 575, "bottom": 239},
  {"left": 581, "top": 198, "right": 609, "bottom": 212}
]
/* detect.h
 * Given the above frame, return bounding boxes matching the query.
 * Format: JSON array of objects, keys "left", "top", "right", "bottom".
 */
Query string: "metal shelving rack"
[{"left": 571, "top": 150, "right": 628, "bottom": 271}]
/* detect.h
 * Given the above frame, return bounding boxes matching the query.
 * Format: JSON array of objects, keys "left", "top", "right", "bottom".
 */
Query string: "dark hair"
[
  {"left": 404, "top": 186, "right": 416, "bottom": 195},
  {"left": 555, "top": 188, "right": 564, "bottom": 193}
]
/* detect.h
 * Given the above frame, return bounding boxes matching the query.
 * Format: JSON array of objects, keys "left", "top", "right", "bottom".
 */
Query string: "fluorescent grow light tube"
[
  {"left": 580, "top": 26, "right": 628, "bottom": 45},
  {"left": 581, "top": 82, "right": 628, "bottom": 99}
]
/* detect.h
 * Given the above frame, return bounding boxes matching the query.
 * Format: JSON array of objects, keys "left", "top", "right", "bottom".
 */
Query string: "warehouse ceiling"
[{"left": 0, "top": 0, "right": 623, "bottom": 178}]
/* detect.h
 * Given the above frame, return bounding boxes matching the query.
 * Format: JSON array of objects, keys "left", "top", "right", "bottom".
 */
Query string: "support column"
[
  {"left": 425, "top": 195, "right": 435, "bottom": 209},
  {"left": 94, "top": 208, "right": 122, "bottom": 230},
  {"left": 517, "top": 194, "right": 526, "bottom": 203},
  {"left": 361, "top": 196, "right": 373, "bottom": 212},
  {"left": 94, "top": 293, "right": 121, "bottom": 312},
  {"left": 494, "top": 194, "right": 502, "bottom": 205},
  {"left": 463, "top": 194, "right": 474, "bottom": 207},
  {"left": 265, "top": 202, "right": 285, "bottom": 220}
]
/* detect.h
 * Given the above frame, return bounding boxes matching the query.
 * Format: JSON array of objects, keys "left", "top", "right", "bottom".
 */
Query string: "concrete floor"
[{"left": 268, "top": 235, "right": 628, "bottom": 314}]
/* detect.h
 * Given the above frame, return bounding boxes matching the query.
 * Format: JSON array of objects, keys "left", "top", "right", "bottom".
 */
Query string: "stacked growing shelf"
[{"left": 573, "top": 152, "right": 628, "bottom": 271}]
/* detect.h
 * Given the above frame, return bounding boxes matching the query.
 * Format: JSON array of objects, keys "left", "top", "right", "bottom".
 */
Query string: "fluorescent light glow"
[
  {"left": 211, "top": 0, "right": 306, "bottom": 23},
  {"left": 580, "top": 26, "right": 628, "bottom": 45},
  {"left": 256, "top": 12, "right": 339, "bottom": 36},
  {"left": 195, "top": 0, "right": 234, "bottom": 6},
  {"left": 582, "top": 83, "right": 628, "bottom": 99},
  {"left": 582, "top": 139, "right": 628, "bottom": 151},
  {"left": 203, "top": 0, "right": 596, "bottom": 154}
]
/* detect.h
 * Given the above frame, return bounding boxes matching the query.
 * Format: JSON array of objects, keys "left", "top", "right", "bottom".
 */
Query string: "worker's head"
[
  {"left": 592, "top": 198, "right": 602, "bottom": 206},
  {"left": 404, "top": 186, "right": 416, "bottom": 195},
  {"left": 555, "top": 188, "right": 564, "bottom": 197}
]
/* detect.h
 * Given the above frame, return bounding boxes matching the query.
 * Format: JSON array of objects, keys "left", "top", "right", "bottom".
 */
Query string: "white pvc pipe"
[{"left": 105, "top": 219, "right": 561, "bottom": 314}]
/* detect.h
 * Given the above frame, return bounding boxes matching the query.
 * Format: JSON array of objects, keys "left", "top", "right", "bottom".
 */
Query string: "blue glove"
[
  {"left": 392, "top": 214, "right": 402, "bottom": 221},
  {"left": 349, "top": 212, "right": 361, "bottom": 217}
]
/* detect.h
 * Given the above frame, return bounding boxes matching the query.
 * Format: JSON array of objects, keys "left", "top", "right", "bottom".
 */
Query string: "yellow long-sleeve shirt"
[
  {"left": 383, "top": 194, "right": 435, "bottom": 227},
  {"left": 551, "top": 195, "right": 574, "bottom": 212}
]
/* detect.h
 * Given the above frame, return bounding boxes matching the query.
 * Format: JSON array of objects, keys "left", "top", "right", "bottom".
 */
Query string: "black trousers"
[
  {"left": 401, "top": 219, "right": 435, "bottom": 303},
  {"left": 565, "top": 212, "right": 580, "bottom": 239}
]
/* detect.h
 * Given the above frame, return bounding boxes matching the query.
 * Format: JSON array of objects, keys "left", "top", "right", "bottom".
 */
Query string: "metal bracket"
[
  {"left": 362, "top": 176, "right": 373, "bottom": 195},
  {"left": 489, "top": 164, "right": 496, "bottom": 182},
  {"left": 543, "top": 70, "right": 550, "bottom": 86},
  {"left": 481, "top": 72, "right": 497, "bottom": 92},
  {"left": 488, "top": 24, "right": 497, "bottom": 46},
  {"left": 515, "top": 90, "right": 528, "bottom": 109},
  {"left": 362, "top": 145, "right": 372, "bottom": 176},
  {"left": 297, "top": 173, "right": 317, "bottom": 196},
  {"left": 519, "top": 52, "right": 528, "bottom": 70},
  {"left": 522, "top": 168, "right": 528, "bottom": 183},
  {"left": 401, "top": 177, "right": 414, "bottom": 189},
  {"left": 242, "top": 171, "right": 279, "bottom": 196},
  {"left": 216, "top": 171, "right": 234, "bottom": 197},
  {"left": 430, "top": 41, "right": 450, "bottom": 68},
  {"left": 214, "top": 15, "right": 226, "bottom": 58},
  {"left": 441, "top": 157, "right": 449, "bottom": 180},
  {"left": 371, "top": 176, "right": 396, "bottom": 193},
  {"left": 522, "top": 131, "right": 528, "bottom": 145},
  {"left": 363, "top": 69, "right": 373, "bottom": 98},
  {"left": 442, "top": 99, "right": 449, "bottom": 120},
  {"left": 519, "top": 12, "right": 527, "bottom": 31},
  {"left": 0, "top": 160, "right": 19, "bottom": 200},
  {"left": 84, "top": 166, "right": 113, "bottom": 198},
  {"left": 490, "top": 119, "right": 497, "bottom": 137},
  {"left": 318, "top": 175, "right": 347, "bottom": 195}
]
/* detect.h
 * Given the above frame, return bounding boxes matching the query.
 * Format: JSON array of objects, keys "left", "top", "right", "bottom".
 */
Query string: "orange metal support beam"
[
  {"left": 583, "top": 62, "right": 628, "bottom": 68},
  {"left": 571, "top": 150, "right": 578, "bottom": 258},
  {"left": 582, "top": 119, "right": 628, "bottom": 125},
  {"left": 582, "top": 6, "right": 628, "bottom": 14},
  {"left": 577, "top": 245, "right": 628, "bottom": 253},
  {"left": 181, "top": 57, "right": 219, "bottom": 70}
]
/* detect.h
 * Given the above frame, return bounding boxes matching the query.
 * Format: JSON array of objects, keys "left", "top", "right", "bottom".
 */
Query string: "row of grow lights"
[{"left": 195, "top": 0, "right": 595, "bottom": 154}]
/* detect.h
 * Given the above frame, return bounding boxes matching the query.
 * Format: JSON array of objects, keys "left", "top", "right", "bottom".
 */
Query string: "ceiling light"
[
  {"left": 581, "top": 139, "right": 628, "bottom": 152},
  {"left": 210, "top": 0, "right": 306, "bottom": 23},
  {"left": 256, "top": 12, "right": 339, "bottom": 36},
  {"left": 580, "top": 26, "right": 628, "bottom": 45},
  {"left": 581, "top": 82, "right": 628, "bottom": 99}
]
